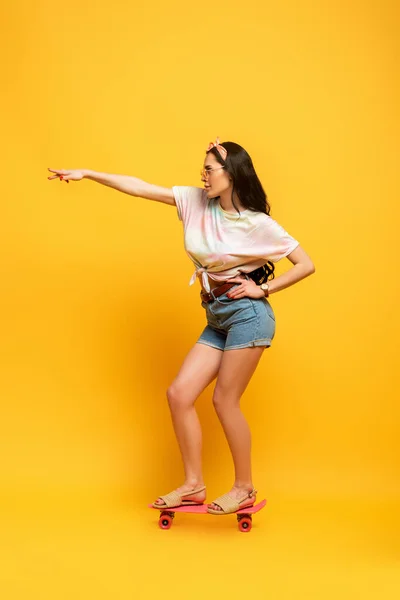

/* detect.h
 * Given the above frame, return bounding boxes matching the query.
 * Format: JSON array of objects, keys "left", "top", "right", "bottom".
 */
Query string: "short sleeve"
[
  {"left": 256, "top": 215, "right": 300, "bottom": 262},
  {"left": 172, "top": 186, "right": 205, "bottom": 224}
]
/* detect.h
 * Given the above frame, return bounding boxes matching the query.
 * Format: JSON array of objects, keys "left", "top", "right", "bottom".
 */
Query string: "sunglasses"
[{"left": 200, "top": 166, "right": 225, "bottom": 180}]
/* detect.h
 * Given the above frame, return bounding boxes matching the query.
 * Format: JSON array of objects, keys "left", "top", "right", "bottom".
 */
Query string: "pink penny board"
[{"left": 149, "top": 499, "right": 267, "bottom": 532}]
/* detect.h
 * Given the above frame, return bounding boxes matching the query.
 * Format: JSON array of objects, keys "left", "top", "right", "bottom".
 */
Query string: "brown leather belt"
[{"left": 200, "top": 282, "right": 237, "bottom": 303}]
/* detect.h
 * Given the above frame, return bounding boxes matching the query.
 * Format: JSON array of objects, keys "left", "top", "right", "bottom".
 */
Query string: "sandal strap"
[
  {"left": 211, "top": 488, "right": 257, "bottom": 514},
  {"left": 158, "top": 490, "right": 182, "bottom": 508},
  {"left": 211, "top": 493, "right": 240, "bottom": 513},
  {"left": 158, "top": 485, "right": 206, "bottom": 508}
]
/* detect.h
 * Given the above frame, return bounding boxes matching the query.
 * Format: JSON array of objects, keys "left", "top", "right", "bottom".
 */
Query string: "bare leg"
[
  {"left": 209, "top": 346, "right": 266, "bottom": 511},
  {"left": 154, "top": 343, "right": 223, "bottom": 505}
]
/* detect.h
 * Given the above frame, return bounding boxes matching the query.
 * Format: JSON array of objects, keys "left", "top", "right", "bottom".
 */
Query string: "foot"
[
  {"left": 153, "top": 482, "right": 206, "bottom": 506},
  {"left": 208, "top": 485, "right": 256, "bottom": 512}
]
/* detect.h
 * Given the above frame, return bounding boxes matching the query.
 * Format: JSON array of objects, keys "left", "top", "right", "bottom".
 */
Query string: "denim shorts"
[{"left": 196, "top": 283, "right": 276, "bottom": 351}]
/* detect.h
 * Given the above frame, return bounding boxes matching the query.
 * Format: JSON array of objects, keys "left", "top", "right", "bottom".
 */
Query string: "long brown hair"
[{"left": 207, "top": 140, "right": 275, "bottom": 282}]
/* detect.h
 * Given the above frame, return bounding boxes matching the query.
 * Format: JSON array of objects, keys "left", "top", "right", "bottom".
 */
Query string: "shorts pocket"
[{"left": 263, "top": 299, "right": 276, "bottom": 321}]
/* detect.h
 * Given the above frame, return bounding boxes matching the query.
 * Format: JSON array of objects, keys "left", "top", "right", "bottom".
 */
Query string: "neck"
[{"left": 218, "top": 188, "right": 245, "bottom": 213}]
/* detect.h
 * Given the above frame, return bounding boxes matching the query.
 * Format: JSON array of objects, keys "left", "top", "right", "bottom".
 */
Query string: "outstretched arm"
[{"left": 47, "top": 168, "right": 176, "bottom": 206}]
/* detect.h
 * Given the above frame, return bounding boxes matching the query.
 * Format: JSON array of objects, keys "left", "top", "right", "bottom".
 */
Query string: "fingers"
[
  {"left": 47, "top": 168, "right": 69, "bottom": 182},
  {"left": 47, "top": 175, "right": 69, "bottom": 182},
  {"left": 227, "top": 286, "right": 245, "bottom": 298},
  {"left": 227, "top": 282, "right": 256, "bottom": 299}
]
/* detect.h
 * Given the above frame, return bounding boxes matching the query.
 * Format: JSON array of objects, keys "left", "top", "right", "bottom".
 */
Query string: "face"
[{"left": 200, "top": 153, "right": 231, "bottom": 197}]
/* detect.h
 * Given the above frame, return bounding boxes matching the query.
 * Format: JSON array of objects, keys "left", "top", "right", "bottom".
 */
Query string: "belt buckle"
[{"left": 202, "top": 281, "right": 229, "bottom": 303}]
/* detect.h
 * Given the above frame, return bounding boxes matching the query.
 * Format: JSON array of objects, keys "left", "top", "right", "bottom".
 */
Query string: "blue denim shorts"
[{"left": 196, "top": 283, "right": 276, "bottom": 351}]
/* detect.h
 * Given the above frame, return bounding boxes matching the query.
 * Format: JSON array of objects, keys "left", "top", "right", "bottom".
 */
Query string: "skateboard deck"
[{"left": 149, "top": 499, "right": 267, "bottom": 532}]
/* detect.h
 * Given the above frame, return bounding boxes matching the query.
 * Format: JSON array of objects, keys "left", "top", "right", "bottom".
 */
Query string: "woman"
[{"left": 48, "top": 137, "right": 315, "bottom": 515}]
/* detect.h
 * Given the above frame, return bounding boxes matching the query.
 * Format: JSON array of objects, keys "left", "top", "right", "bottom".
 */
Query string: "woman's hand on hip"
[{"left": 226, "top": 277, "right": 265, "bottom": 299}]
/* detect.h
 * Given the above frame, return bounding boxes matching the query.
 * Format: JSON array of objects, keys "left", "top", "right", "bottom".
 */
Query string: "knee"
[
  {"left": 212, "top": 387, "right": 233, "bottom": 414},
  {"left": 213, "top": 387, "right": 240, "bottom": 415},
  {"left": 166, "top": 383, "right": 193, "bottom": 411}
]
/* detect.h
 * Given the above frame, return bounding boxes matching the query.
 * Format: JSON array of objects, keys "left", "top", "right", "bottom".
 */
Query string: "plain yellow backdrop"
[{"left": 1, "top": 1, "right": 399, "bottom": 598}]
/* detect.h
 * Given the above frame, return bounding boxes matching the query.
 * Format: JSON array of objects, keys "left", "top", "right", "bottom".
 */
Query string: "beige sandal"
[
  {"left": 152, "top": 485, "right": 206, "bottom": 509},
  {"left": 207, "top": 488, "right": 257, "bottom": 515}
]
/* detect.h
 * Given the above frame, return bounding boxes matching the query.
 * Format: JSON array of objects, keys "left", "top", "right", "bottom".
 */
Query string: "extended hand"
[
  {"left": 226, "top": 277, "right": 265, "bottom": 299},
  {"left": 47, "top": 168, "right": 85, "bottom": 183}
]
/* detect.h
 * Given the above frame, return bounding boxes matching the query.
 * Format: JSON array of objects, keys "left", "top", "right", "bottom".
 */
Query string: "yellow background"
[{"left": 1, "top": 0, "right": 399, "bottom": 598}]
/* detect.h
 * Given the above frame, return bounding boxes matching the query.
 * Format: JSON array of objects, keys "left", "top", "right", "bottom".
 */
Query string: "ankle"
[
  {"left": 184, "top": 478, "right": 205, "bottom": 489},
  {"left": 233, "top": 481, "right": 254, "bottom": 491}
]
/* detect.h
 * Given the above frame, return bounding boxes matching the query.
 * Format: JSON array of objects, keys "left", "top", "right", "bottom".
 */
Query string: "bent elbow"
[{"left": 306, "top": 262, "right": 316, "bottom": 275}]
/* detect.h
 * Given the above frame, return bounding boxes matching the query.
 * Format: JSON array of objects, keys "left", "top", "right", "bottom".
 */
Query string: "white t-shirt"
[{"left": 173, "top": 185, "right": 300, "bottom": 292}]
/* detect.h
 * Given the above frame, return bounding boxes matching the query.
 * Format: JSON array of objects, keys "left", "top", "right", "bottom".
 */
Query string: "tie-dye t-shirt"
[{"left": 172, "top": 186, "right": 300, "bottom": 293}]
